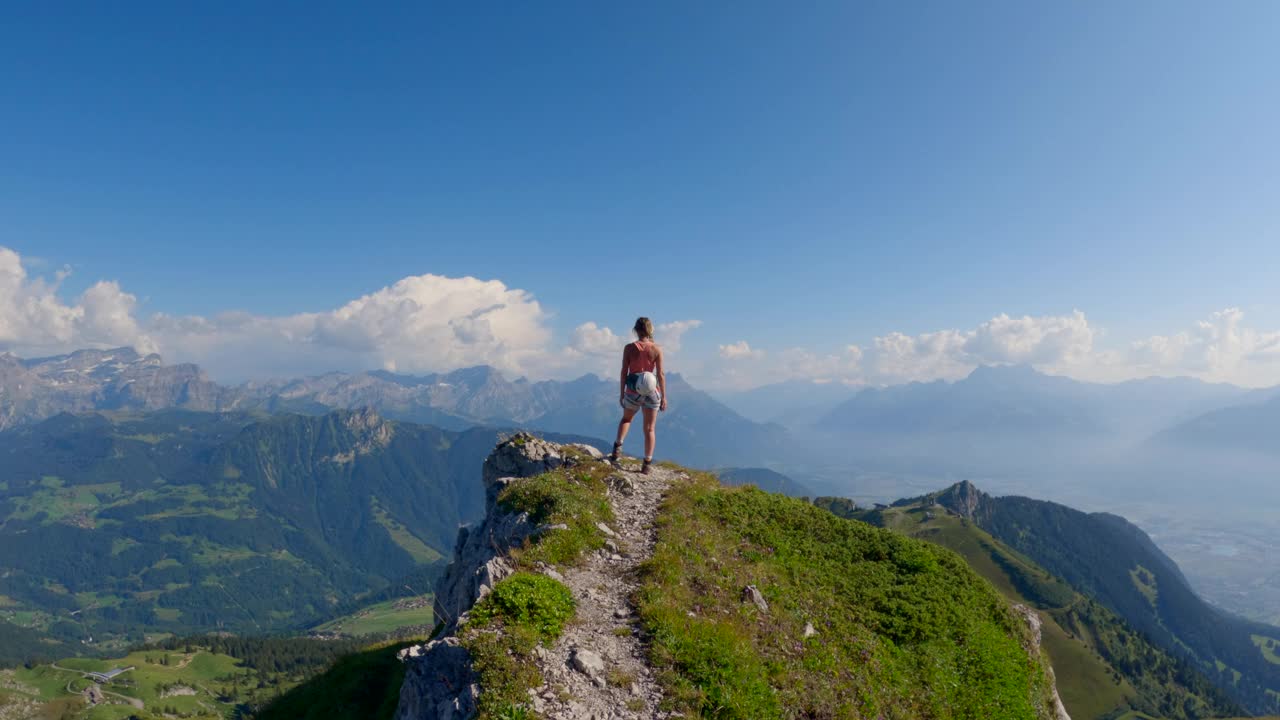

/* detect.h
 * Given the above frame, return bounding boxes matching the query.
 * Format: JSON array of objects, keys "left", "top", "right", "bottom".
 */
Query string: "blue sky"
[{"left": 3, "top": 2, "right": 1280, "bottom": 387}]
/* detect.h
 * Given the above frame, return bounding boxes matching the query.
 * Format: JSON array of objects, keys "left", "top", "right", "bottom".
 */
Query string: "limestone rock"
[
  {"left": 1012, "top": 604, "right": 1072, "bottom": 720},
  {"left": 568, "top": 442, "right": 605, "bottom": 459},
  {"left": 394, "top": 637, "right": 478, "bottom": 720},
  {"left": 743, "top": 584, "right": 769, "bottom": 613},
  {"left": 570, "top": 647, "right": 606, "bottom": 678}
]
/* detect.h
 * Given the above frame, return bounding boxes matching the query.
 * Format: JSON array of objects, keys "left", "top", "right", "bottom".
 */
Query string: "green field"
[
  {"left": 0, "top": 647, "right": 278, "bottom": 720},
  {"left": 1253, "top": 634, "right": 1280, "bottom": 665},
  {"left": 312, "top": 597, "right": 434, "bottom": 636}
]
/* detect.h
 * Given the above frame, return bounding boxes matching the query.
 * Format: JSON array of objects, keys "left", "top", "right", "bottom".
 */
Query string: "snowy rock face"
[
  {"left": 0, "top": 347, "right": 229, "bottom": 429},
  {"left": 395, "top": 432, "right": 573, "bottom": 720}
]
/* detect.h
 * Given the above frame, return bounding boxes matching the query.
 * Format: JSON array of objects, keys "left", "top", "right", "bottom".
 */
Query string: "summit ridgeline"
[{"left": 394, "top": 434, "right": 1069, "bottom": 720}]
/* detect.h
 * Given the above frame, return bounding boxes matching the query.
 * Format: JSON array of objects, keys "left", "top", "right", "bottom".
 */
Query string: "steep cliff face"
[{"left": 396, "top": 433, "right": 574, "bottom": 720}]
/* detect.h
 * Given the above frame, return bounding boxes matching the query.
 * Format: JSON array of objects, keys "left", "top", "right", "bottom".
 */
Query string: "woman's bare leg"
[
  {"left": 615, "top": 407, "right": 639, "bottom": 447},
  {"left": 642, "top": 407, "right": 658, "bottom": 460}
]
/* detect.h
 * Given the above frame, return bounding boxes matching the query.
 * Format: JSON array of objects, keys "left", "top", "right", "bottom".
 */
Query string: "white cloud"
[
  {"left": 8, "top": 246, "right": 1280, "bottom": 390},
  {"left": 0, "top": 246, "right": 552, "bottom": 379},
  {"left": 718, "top": 340, "right": 764, "bottom": 360},
  {"left": 568, "top": 322, "right": 622, "bottom": 358},
  {"left": 703, "top": 311, "right": 1103, "bottom": 389},
  {"left": 1126, "top": 308, "right": 1280, "bottom": 384},
  {"left": 151, "top": 274, "right": 552, "bottom": 379},
  {"left": 0, "top": 248, "right": 154, "bottom": 356},
  {"left": 656, "top": 319, "right": 702, "bottom": 352}
]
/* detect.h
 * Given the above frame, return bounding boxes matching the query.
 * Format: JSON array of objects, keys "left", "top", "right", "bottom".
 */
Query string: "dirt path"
[{"left": 528, "top": 460, "right": 679, "bottom": 719}]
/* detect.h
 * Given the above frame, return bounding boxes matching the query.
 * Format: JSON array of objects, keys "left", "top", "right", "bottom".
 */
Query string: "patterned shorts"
[{"left": 622, "top": 372, "right": 662, "bottom": 411}]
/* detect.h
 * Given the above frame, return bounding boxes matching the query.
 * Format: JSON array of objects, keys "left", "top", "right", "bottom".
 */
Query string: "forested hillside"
[{"left": 0, "top": 409, "right": 600, "bottom": 662}]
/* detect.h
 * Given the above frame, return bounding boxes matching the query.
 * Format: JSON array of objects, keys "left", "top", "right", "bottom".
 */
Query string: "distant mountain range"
[
  {"left": 1151, "top": 392, "right": 1280, "bottom": 456},
  {"left": 713, "top": 467, "right": 813, "bottom": 497},
  {"left": 817, "top": 363, "right": 1265, "bottom": 438},
  {"left": 865, "top": 481, "right": 1280, "bottom": 716},
  {"left": 0, "top": 348, "right": 790, "bottom": 468}
]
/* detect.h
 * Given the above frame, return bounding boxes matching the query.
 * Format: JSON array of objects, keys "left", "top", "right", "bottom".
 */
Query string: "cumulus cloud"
[
  {"left": 152, "top": 274, "right": 553, "bottom": 379},
  {"left": 568, "top": 322, "right": 623, "bottom": 358},
  {"left": 9, "top": 246, "right": 1280, "bottom": 389},
  {"left": 1127, "top": 308, "right": 1280, "bottom": 384},
  {"left": 0, "top": 246, "right": 554, "bottom": 379},
  {"left": 0, "top": 248, "right": 154, "bottom": 356},
  {"left": 718, "top": 340, "right": 763, "bottom": 360},
  {"left": 705, "top": 312, "right": 1100, "bottom": 389},
  {"left": 656, "top": 319, "right": 702, "bottom": 352}
]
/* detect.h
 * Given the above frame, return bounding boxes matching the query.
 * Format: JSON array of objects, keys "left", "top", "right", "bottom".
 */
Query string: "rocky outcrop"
[
  {"left": 934, "top": 480, "right": 994, "bottom": 523},
  {"left": 395, "top": 432, "right": 572, "bottom": 720},
  {"left": 1012, "top": 603, "right": 1072, "bottom": 720}
]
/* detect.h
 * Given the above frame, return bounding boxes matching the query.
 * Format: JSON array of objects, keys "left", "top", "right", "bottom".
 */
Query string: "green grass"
[
  {"left": 497, "top": 459, "right": 616, "bottom": 568},
  {"left": 371, "top": 500, "right": 444, "bottom": 565},
  {"left": 895, "top": 511, "right": 1132, "bottom": 719},
  {"left": 462, "top": 573, "right": 576, "bottom": 719},
  {"left": 313, "top": 597, "right": 435, "bottom": 636},
  {"left": 1129, "top": 565, "right": 1159, "bottom": 610},
  {"left": 1253, "top": 635, "right": 1280, "bottom": 665},
  {"left": 8, "top": 648, "right": 253, "bottom": 719},
  {"left": 638, "top": 473, "right": 1057, "bottom": 720}
]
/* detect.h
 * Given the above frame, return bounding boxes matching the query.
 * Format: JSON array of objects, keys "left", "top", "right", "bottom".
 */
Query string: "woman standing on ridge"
[{"left": 610, "top": 317, "right": 667, "bottom": 475}]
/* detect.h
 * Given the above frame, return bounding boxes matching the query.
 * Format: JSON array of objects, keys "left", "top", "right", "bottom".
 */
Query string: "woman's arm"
[
  {"left": 656, "top": 347, "right": 667, "bottom": 411},
  {"left": 619, "top": 345, "right": 631, "bottom": 406}
]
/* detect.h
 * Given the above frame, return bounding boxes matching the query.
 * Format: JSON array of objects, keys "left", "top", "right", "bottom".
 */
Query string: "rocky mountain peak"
[
  {"left": 934, "top": 480, "right": 991, "bottom": 521},
  {"left": 327, "top": 408, "right": 395, "bottom": 463}
]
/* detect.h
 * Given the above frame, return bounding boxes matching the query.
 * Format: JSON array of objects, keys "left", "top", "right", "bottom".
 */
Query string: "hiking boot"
[
  {"left": 609, "top": 442, "right": 622, "bottom": 464},
  {"left": 641, "top": 458, "right": 653, "bottom": 475}
]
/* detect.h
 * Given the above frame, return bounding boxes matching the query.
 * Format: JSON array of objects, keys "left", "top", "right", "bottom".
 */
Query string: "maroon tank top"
[{"left": 628, "top": 340, "right": 658, "bottom": 374}]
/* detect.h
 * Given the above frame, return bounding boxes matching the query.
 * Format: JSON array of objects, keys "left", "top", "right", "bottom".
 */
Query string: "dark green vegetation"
[
  {"left": 254, "top": 641, "right": 415, "bottom": 720},
  {"left": 0, "top": 408, "right": 598, "bottom": 659},
  {"left": 906, "top": 482, "right": 1280, "bottom": 716},
  {"left": 463, "top": 573, "right": 576, "bottom": 718},
  {"left": 637, "top": 471, "right": 1060, "bottom": 720},
  {"left": 847, "top": 494, "right": 1242, "bottom": 720},
  {"left": 467, "top": 573, "right": 575, "bottom": 640}
]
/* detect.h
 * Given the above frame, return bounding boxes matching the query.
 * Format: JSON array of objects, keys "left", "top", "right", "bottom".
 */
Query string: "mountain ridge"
[
  {"left": 0, "top": 348, "right": 787, "bottom": 468},
  {"left": 896, "top": 480, "right": 1280, "bottom": 715}
]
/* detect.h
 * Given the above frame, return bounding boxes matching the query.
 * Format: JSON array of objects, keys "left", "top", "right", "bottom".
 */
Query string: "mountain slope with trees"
[{"left": 0, "top": 409, "right": 599, "bottom": 661}]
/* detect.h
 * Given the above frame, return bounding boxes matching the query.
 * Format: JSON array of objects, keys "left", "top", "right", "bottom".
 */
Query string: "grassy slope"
[
  {"left": 638, "top": 471, "right": 1057, "bottom": 720},
  {"left": 311, "top": 598, "right": 435, "bottom": 637},
  {"left": 867, "top": 503, "right": 1249, "bottom": 720},
  {"left": 884, "top": 507, "right": 1134, "bottom": 720}
]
